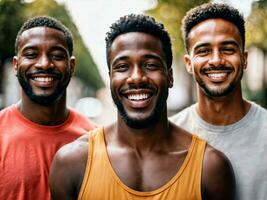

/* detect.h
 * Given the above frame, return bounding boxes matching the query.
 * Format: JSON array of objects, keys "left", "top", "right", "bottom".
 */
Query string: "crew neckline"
[
  {"left": 191, "top": 102, "right": 256, "bottom": 133},
  {"left": 10, "top": 104, "right": 74, "bottom": 132}
]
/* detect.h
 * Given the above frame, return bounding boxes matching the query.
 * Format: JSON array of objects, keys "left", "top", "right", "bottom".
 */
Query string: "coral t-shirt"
[{"left": 0, "top": 104, "right": 96, "bottom": 200}]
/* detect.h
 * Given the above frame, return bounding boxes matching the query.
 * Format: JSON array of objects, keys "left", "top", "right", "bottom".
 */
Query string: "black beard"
[
  {"left": 197, "top": 66, "right": 243, "bottom": 97},
  {"left": 17, "top": 68, "right": 71, "bottom": 106},
  {"left": 111, "top": 86, "right": 168, "bottom": 129}
]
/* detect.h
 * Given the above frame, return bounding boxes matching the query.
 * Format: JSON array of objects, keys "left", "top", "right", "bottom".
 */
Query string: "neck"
[
  {"left": 197, "top": 85, "right": 251, "bottom": 126},
  {"left": 18, "top": 90, "right": 69, "bottom": 126},
  {"left": 111, "top": 109, "right": 171, "bottom": 153}
]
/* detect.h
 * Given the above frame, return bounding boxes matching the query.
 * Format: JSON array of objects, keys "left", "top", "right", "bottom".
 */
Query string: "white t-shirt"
[{"left": 170, "top": 102, "right": 267, "bottom": 200}]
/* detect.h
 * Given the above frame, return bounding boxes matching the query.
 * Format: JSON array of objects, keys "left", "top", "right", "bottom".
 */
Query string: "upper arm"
[
  {"left": 49, "top": 136, "right": 89, "bottom": 200},
  {"left": 201, "top": 145, "right": 235, "bottom": 200}
]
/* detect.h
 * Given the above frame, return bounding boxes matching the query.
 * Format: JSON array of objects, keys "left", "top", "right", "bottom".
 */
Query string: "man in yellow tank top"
[{"left": 49, "top": 14, "right": 235, "bottom": 200}]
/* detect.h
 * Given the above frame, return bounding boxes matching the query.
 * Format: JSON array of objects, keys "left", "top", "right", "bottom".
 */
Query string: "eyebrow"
[
  {"left": 50, "top": 46, "right": 69, "bottom": 54},
  {"left": 221, "top": 40, "right": 239, "bottom": 47},
  {"left": 192, "top": 43, "right": 210, "bottom": 53},
  {"left": 193, "top": 40, "right": 240, "bottom": 51},
  {"left": 111, "top": 53, "right": 165, "bottom": 66},
  {"left": 21, "top": 45, "right": 38, "bottom": 53},
  {"left": 111, "top": 55, "right": 129, "bottom": 66},
  {"left": 21, "top": 45, "right": 68, "bottom": 54},
  {"left": 143, "top": 54, "right": 164, "bottom": 62}
]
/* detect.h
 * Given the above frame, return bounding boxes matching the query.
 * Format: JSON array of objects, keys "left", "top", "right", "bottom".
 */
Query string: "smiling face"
[
  {"left": 109, "top": 32, "right": 173, "bottom": 129},
  {"left": 184, "top": 18, "right": 247, "bottom": 98},
  {"left": 13, "top": 27, "right": 75, "bottom": 105}
]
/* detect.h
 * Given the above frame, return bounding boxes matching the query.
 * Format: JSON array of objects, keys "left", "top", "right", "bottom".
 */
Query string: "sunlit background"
[{"left": 0, "top": 0, "right": 266, "bottom": 125}]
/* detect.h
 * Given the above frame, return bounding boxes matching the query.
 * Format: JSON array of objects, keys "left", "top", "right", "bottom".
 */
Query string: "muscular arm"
[
  {"left": 49, "top": 135, "right": 89, "bottom": 200},
  {"left": 202, "top": 145, "right": 235, "bottom": 200}
]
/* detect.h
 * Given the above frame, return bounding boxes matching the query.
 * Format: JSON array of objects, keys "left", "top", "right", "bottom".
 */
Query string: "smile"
[
  {"left": 29, "top": 75, "right": 58, "bottom": 88},
  {"left": 33, "top": 77, "right": 54, "bottom": 82},
  {"left": 207, "top": 72, "right": 227, "bottom": 79},
  {"left": 121, "top": 89, "right": 155, "bottom": 109},
  {"left": 127, "top": 93, "right": 150, "bottom": 101}
]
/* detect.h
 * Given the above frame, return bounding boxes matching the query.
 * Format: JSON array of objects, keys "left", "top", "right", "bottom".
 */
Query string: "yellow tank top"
[{"left": 78, "top": 127, "right": 206, "bottom": 200}]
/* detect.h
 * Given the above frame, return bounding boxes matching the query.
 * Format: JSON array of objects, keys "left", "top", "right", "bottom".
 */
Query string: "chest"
[{"left": 106, "top": 148, "right": 189, "bottom": 192}]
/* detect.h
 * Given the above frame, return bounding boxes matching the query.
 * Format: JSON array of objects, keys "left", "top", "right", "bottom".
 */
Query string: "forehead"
[
  {"left": 18, "top": 27, "right": 67, "bottom": 51},
  {"left": 188, "top": 18, "right": 242, "bottom": 49},
  {"left": 109, "top": 32, "right": 165, "bottom": 62}
]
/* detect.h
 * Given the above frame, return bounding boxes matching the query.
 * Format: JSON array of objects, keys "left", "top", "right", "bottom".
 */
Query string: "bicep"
[
  {"left": 201, "top": 146, "right": 235, "bottom": 200},
  {"left": 49, "top": 148, "right": 78, "bottom": 200}
]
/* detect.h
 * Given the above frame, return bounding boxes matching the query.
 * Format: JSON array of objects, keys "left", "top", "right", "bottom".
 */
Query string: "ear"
[
  {"left": 13, "top": 56, "right": 18, "bottom": 76},
  {"left": 243, "top": 50, "right": 248, "bottom": 70},
  {"left": 184, "top": 54, "right": 193, "bottom": 74},
  {"left": 70, "top": 56, "right": 76, "bottom": 75},
  {"left": 167, "top": 68, "right": 173, "bottom": 88}
]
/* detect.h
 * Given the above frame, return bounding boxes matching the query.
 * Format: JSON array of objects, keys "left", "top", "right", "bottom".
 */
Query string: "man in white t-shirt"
[{"left": 170, "top": 3, "right": 267, "bottom": 200}]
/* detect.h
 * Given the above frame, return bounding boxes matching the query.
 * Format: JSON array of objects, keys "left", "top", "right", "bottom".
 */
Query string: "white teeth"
[
  {"left": 128, "top": 94, "right": 149, "bottom": 101},
  {"left": 208, "top": 73, "right": 227, "bottom": 79},
  {"left": 33, "top": 77, "right": 54, "bottom": 82}
]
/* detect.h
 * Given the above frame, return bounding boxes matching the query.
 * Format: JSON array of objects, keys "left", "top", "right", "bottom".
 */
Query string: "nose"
[
  {"left": 35, "top": 54, "right": 53, "bottom": 70},
  {"left": 208, "top": 50, "right": 225, "bottom": 67},
  {"left": 126, "top": 65, "right": 148, "bottom": 85}
]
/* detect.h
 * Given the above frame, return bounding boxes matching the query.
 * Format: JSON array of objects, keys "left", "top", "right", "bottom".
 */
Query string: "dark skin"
[
  {"left": 13, "top": 27, "right": 76, "bottom": 125},
  {"left": 49, "top": 32, "right": 235, "bottom": 200},
  {"left": 184, "top": 19, "right": 250, "bottom": 126}
]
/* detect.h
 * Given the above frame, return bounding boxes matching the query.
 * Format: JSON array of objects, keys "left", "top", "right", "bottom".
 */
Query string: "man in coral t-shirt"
[{"left": 0, "top": 16, "right": 95, "bottom": 200}]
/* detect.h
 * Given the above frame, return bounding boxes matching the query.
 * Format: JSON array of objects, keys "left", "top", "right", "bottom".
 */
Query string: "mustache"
[
  {"left": 120, "top": 84, "right": 157, "bottom": 93},
  {"left": 27, "top": 69, "right": 62, "bottom": 78},
  {"left": 201, "top": 66, "right": 232, "bottom": 73}
]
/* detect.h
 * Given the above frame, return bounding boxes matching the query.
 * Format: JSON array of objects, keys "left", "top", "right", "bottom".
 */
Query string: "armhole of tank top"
[
  {"left": 77, "top": 131, "right": 94, "bottom": 200},
  {"left": 198, "top": 137, "right": 207, "bottom": 200}
]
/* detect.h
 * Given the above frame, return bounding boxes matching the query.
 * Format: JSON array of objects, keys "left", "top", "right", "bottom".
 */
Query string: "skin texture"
[
  {"left": 184, "top": 19, "right": 251, "bottom": 125},
  {"left": 49, "top": 32, "right": 235, "bottom": 200},
  {"left": 13, "top": 27, "right": 76, "bottom": 125}
]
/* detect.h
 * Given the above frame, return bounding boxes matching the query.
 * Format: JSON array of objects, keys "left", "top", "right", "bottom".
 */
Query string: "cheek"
[
  {"left": 56, "top": 61, "right": 69, "bottom": 71},
  {"left": 192, "top": 56, "right": 208, "bottom": 66},
  {"left": 19, "top": 57, "right": 36, "bottom": 66},
  {"left": 110, "top": 74, "right": 125, "bottom": 90},
  {"left": 232, "top": 57, "right": 242, "bottom": 67}
]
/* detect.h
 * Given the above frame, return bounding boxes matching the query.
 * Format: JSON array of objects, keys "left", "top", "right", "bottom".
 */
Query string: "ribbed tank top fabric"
[{"left": 78, "top": 127, "right": 206, "bottom": 200}]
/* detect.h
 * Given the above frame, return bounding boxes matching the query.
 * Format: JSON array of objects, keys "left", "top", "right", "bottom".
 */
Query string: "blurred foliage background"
[
  {"left": 246, "top": 0, "right": 267, "bottom": 107},
  {"left": 0, "top": 0, "right": 267, "bottom": 109}
]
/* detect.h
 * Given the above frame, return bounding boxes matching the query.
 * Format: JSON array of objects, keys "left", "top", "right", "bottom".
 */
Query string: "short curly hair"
[
  {"left": 15, "top": 16, "right": 73, "bottom": 55},
  {"left": 105, "top": 14, "right": 172, "bottom": 69},
  {"left": 182, "top": 3, "right": 245, "bottom": 53}
]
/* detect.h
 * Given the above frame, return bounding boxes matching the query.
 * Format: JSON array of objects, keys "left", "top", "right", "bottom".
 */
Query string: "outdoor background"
[{"left": 0, "top": 0, "right": 266, "bottom": 125}]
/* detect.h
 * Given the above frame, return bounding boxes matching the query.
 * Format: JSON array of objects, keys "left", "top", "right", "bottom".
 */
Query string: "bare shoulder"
[
  {"left": 202, "top": 144, "right": 235, "bottom": 200},
  {"left": 49, "top": 134, "right": 90, "bottom": 199},
  {"left": 55, "top": 134, "right": 89, "bottom": 162},
  {"left": 51, "top": 133, "right": 89, "bottom": 179}
]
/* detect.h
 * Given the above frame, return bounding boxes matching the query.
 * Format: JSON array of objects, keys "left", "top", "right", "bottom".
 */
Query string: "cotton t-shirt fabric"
[
  {"left": 78, "top": 127, "right": 206, "bottom": 200},
  {"left": 0, "top": 104, "right": 96, "bottom": 200},
  {"left": 170, "top": 102, "right": 267, "bottom": 200}
]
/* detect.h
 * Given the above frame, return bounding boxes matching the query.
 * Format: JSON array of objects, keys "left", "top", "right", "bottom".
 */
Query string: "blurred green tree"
[
  {"left": 247, "top": 0, "right": 267, "bottom": 49},
  {"left": 0, "top": 0, "right": 25, "bottom": 92},
  {"left": 246, "top": 0, "right": 267, "bottom": 107},
  {"left": 146, "top": 0, "right": 210, "bottom": 58}
]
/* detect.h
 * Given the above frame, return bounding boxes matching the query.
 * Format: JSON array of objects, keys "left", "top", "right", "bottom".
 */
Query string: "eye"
[
  {"left": 50, "top": 52, "right": 67, "bottom": 61},
  {"left": 221, "top": 47, "right": 235, "bottom": 55},
  {"left": 144, "top": 62, "right": 161, "bottom": 70},
  {"left": 24, "top": 51, "right": 38, "bottom": 59},
  {"left": 196, "top": 48, "right": 210, "bottom": 56},
  {"left": 113, "top": 63, "right": 129, "bottom": 72}
]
